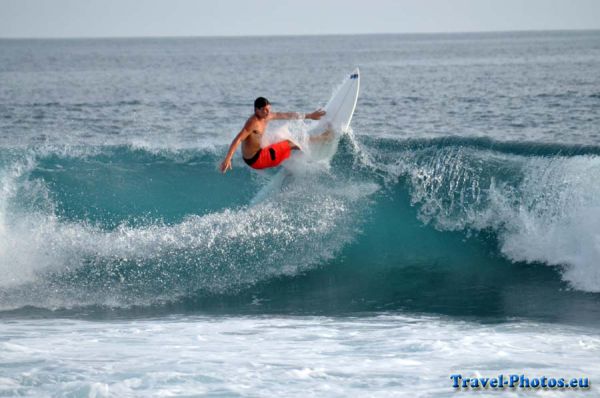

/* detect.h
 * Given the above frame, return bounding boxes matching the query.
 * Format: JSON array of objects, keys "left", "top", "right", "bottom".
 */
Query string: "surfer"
[{"left": 220, "top": 97, "right": 328, "bottom": 173}]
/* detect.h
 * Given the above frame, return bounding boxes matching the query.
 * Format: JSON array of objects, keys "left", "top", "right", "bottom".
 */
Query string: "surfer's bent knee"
[{"left": 286, "top": 140, "right": 301, "bottom": 151}]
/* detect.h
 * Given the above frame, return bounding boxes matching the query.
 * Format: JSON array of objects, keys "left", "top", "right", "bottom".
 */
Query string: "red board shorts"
[{"left": 243, "top": 141, "right": 293, "bottom": 170}]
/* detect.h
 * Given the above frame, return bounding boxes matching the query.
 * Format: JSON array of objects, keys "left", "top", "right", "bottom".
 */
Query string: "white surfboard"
[
  {"left": 308, "top": 68, "right": 360, "bottom": 161},
  {"left": 250, "top": 68, "right": 360, "bottom": 205}
]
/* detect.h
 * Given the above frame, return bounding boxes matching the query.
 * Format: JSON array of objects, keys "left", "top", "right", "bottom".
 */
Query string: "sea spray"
[{"left": 0, "top": 145, "right": 377, "bottom": 310}]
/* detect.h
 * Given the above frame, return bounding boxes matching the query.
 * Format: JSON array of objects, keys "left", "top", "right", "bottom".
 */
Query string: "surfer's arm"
[
  {"left": 220, "top": 127, "right": 251, "bottom": 173},
  {"left": 270, "top": 110, "right": 326, "bottom": 120}
]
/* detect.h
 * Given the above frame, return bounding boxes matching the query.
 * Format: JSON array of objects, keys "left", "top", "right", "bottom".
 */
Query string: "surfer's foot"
[
  {"left": 309, "top": 127, "right": 334, "bottom": 143},
  {"left": 287, "top": 139, "right": 302, "bottom": 151}
]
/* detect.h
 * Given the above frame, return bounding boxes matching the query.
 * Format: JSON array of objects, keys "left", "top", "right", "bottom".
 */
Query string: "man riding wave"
[{"left": 220, "top": 97, "right": 327, "bottom": 173}]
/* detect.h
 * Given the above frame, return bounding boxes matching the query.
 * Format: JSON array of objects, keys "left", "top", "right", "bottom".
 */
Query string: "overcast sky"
[{"left": 1, "top": 0, "right": 599, "bottom": 38}]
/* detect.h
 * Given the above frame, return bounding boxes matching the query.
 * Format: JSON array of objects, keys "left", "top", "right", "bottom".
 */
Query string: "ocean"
[{"left": 1, "top": 30, "right": 599, "bottom": 397}]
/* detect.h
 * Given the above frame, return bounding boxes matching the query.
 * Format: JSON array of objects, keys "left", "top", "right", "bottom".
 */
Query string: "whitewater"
[{"left": 1, "top": 31, "right": 599, "bottom": 396}]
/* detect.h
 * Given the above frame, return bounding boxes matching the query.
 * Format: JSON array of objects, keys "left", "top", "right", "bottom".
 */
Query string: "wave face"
[{"left": 1, "top": 138, "right": 599, "bottom": 322}]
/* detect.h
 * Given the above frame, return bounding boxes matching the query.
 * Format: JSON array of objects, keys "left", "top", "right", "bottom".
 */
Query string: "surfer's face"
[{"left": 255, "top": 104, "right": 270, "bottom": 119}]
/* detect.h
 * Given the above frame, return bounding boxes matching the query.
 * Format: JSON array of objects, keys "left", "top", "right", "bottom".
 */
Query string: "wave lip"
[{"left": 374, "top": 138, "right": 600, "bottom": 293}]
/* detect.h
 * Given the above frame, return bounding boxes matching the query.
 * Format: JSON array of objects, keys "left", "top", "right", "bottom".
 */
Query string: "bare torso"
[{"left": 241, "top": 115, "right": 268, "bottom": 159}]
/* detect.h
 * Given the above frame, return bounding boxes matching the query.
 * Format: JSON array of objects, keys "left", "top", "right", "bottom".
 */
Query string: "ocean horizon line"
[{"left": 1, "top": 27, "right": 598, "bottom": 41}]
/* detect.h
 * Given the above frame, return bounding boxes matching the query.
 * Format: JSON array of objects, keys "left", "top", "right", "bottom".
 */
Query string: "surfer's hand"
[
  {"left": 220, "top": 159, "right": 232, "bottom": 173},
  {"left": 307, "top": 109, "right": 326, "bottom": 120}
]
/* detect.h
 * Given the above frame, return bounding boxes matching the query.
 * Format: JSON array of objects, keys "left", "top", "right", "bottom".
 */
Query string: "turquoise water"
[{"left": 1, "top": 31, "right": 600, "bottom": 396}]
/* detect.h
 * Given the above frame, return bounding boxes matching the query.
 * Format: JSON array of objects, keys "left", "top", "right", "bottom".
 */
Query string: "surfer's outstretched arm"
[
  {"left": 270, "top": 109, "right": 326, "bottom": 120},
  {"left": 220, "top": 126, "right": 251, "bottom": 173}
]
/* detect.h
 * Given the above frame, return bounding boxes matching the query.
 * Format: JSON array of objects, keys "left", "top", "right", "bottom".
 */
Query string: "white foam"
[
  {"left": 496, "top": 156, "right": 600, "bottom": 292},
  {"left": 0, "top": 154, "right": 51, "bottom": 286},
  {"left": 0, "top": 315, "right": 597, "bottom": 397}
]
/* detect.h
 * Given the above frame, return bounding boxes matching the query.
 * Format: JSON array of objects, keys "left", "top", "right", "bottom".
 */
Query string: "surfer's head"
[{"left": 254, "top": 97, "right": 271, "bottom": 118}]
